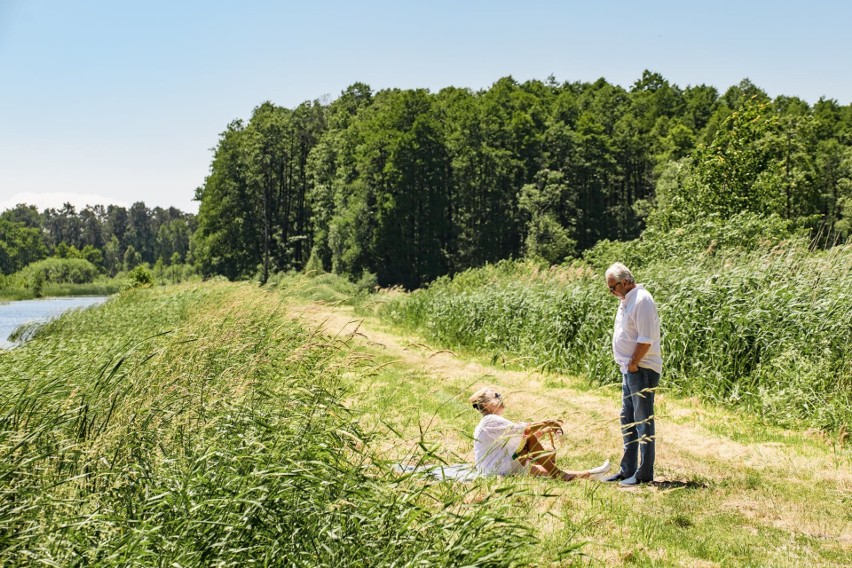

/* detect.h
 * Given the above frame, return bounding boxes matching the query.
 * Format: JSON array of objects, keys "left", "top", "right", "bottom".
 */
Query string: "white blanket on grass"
[{"left": 394, "top": 459, "right": 610, "bottom": 482}]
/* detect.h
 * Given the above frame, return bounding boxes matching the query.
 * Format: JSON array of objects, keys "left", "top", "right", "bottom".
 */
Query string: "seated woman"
[{"left": 469, "top": 387, "right": 609, "bottom": 481}]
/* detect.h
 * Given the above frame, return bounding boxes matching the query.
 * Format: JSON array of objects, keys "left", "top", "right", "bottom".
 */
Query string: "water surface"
[{"left": 0, "top": 296, "right": 108, "bottom": 349}]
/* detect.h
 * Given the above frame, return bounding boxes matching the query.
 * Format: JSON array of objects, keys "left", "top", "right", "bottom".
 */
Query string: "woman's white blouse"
[{"left": 473, "top": 414, "right": 528, "bottom": 475}]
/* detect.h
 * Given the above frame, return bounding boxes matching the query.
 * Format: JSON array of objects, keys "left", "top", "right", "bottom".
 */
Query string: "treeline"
[
  {"left": 193, "top": 71, "right": 852, "bottom": 288},
  {"left": 0, "top": 202, "right": 195, "bottom": 276},
  {"left": 4, "top": 72, "right": 852, "bottom": 289}
]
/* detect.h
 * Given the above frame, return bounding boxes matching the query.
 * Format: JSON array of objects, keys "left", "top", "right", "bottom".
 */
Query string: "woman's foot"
[{"left": 588, "top": 460, "right": 611, "bottom": 481}]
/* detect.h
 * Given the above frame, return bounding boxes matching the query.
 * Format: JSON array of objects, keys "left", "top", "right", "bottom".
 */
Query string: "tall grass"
[
  {"left": 380, "top": 219, "right": 852, "bottom": 433},
  {"left": 0, "top": 282, "right": 533, "bottom": 566}
]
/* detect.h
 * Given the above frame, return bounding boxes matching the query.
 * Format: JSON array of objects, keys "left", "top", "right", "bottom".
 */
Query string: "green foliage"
[
  {"left": 1, "top": 202, "right": 194, "bottom": 280},
  {"left": 0, "top": 218, "right": 47, "bottom": 275},
  {"left": 147, "top": 255, "right": 199, "bottom": 286},
  {"left": 303, "top": 246, "right": 324, "bottom": 275},
  {"left": 583, "top": 211, "right": 806, "bottom": 271},
  {"left": 193, "top": 101, "right": 324, "bottom": 282},
  {"left": 15, "top": 257, "right": 99, "bottom": 288},
  {"left": 184, "top": 73, "right": 852, "bottom": 287},
  {"left": 123, "top": 244, "right": 142, "bottom": 271},
  {"left": 651, "top": 95, "right": 852, "bottom": 237},
  {"left": 188, "top": 74, "right": 692, "bottom": 286},
  {"left": 523, "top": 215, "right": 577, "bottom": 264},
  {"left": 124, "top": 264, "right": 154, "bottom": 289},
  {"left": 381, "top": 218, "right": 852, "bottom": 432},
  {"left": 0, "top": 283, "right": 532, "bottom": 565},
  {"left": 519, "top": 169, "right": 578, "bottom": 263},
  {"left": 54, "top": 241, "right": 82, "bottom": 258},
  {"left": 80, "top": 244, "right": 104, "bottom": 269},
  {"left": 103, "top": 235, "right": 122, "bottom": 277},
  {"left": 6, "top": 73, "right": 852, "bottom": 289}
]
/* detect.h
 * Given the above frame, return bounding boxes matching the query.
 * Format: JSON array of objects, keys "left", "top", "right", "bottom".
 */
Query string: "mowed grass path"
[{"left": 288, "top": 297, "right": 852, "bottom": 567}]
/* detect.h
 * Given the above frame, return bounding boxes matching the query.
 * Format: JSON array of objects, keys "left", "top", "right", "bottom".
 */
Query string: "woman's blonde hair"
[{"left": 469, "top": 387, "right": 502, "bottom": 414}]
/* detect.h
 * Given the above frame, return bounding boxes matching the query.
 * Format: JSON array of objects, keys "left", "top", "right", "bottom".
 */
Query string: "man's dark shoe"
[
  {"left": 602, "top": 473, "right": 626, "bottom": 482},
  {"left": 619, "top": 475, "right": 652, "bottom": 487}
]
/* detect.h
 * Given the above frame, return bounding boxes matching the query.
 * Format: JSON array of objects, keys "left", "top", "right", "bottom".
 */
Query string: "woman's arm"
[{"left": 524, "top": 419, "right": 563, "bottom": 438}]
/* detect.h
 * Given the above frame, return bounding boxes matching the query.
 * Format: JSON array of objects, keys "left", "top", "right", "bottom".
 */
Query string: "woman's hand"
[
  {"left": 551, "top": 420, "right": 563, "bottom": 436},
  {"left": 526, "top": 419, "right": 563, "bottom": 438},
  {"left": 544, "top": 419, "right": 564, "bottom": 435}
]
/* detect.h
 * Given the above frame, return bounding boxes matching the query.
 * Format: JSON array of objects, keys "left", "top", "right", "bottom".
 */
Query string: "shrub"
[
  {"left": 15, "top": 257, "right": 99, "bottom": 288},
  {"left": 581, "top": 211, "right": 806, "bottom": 272},
  {"left": 124, "top": 265, "right": 154, "bottom": 289}
]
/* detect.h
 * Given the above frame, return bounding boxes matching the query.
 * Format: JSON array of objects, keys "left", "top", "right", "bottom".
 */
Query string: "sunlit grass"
[
  {"left": 301, "top": 293, "right": 851, "bottom": 567},
  {"left": 266, "top": 262, "right": 851, "bottom": 565},
  {"left": 0, "top": 282, "right": 537, "bottom": 566},
  {"left": 378, "top": 241, "right": 852, "bottom": 433}
]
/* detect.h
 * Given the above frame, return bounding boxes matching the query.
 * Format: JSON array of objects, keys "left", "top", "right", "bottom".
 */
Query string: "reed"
[
  {"left": 380, "top": 226, "right": 852, "bottom": 432},
  {"left": 0, "top": 282, "right": 532, "bottom": 566}
]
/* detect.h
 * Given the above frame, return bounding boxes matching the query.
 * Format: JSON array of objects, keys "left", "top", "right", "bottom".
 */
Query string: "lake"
[{"left": 0, "top": 296, "right": 109, "bottom": 349}]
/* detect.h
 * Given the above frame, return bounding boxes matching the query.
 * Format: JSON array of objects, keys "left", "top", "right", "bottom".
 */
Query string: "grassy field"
[
  {"left": 376, "top": 239, "right": 852, "bottom": 434},
  {"left": 1, "top": 276, "right": 849, "bottom": 566},
  {"left": 279, "top": 273, "right": 851, "bottom": 567}
]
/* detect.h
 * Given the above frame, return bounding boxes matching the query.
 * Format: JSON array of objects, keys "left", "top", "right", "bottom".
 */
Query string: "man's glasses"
[{"left": 608, "top": 282, "right": 620, "bottom": 292}]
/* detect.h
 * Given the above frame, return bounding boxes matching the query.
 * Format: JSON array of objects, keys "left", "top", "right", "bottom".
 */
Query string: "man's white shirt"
[{"left": 612, "top": 284, "right": 662, "bottom": 374}]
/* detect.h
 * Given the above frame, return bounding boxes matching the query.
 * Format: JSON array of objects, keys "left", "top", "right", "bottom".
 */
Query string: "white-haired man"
[{"left": 602, "top": 262, "right": 662, "bottom": 487}]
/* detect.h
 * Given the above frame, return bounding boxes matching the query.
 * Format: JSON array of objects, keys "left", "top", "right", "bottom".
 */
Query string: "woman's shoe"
[{"left": 588, "top": 460, "right": 611, "bottom": 481}]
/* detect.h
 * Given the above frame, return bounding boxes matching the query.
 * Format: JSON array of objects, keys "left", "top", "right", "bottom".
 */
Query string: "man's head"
[
  {"left": 605, "top": 262, "right": 635, "bottom": 299},
  {"left": 469, "top": 387, "right": 504, "bottom": 415}
]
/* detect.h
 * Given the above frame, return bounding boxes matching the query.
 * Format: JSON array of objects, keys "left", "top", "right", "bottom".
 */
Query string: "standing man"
[{"left": 602, "top": 262, "right": 662, "bottom": 487}]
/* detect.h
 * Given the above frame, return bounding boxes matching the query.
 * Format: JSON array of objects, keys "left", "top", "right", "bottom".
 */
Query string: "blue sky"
[{"left": 1, "top": 0, "right": 850, "bottom": 214}]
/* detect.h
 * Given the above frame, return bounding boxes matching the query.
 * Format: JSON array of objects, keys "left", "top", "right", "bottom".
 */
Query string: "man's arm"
[
  {"left": 629, "top": 295, "right": 658, "bottom": 372},
  {"left": 628, "top": 342, "right": 651, "bottom": 372}
]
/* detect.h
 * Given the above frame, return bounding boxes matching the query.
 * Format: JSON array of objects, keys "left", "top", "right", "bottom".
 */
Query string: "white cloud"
[{"left": 0, "top": 192, "right": 129, "bottom": 213}]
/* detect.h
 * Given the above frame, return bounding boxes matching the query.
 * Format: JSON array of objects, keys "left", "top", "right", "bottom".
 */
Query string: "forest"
[
  {"left": 0, "top": 202, "right": 194, "bottom": 277},
  {"left": 2, "top": 71, "right": 852, "bottom": 290}
]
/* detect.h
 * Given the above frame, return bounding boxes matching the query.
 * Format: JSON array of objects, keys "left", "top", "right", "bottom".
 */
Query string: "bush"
[
  {"left": 124, "top": 265, "right": 154, "bottom": 289},
  {"left": 15, "top": 257, "right": 99, "bottom": 288},
  {"left": 581, "top": 211, "right": 806, "bottom": 272}
]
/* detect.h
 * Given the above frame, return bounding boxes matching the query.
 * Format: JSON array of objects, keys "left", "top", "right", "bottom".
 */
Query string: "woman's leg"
[
  {"left": 518, "top": 433, "right": 589, "bottom": 481},
  {"left": 518, "top": 433, "right": 596, "bottom": 481}
]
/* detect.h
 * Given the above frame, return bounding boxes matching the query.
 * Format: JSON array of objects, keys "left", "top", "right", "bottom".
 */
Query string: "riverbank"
[
  {"left": 0, "top": 295, "right": 109, "bottom": 348},
  {"left": 0, "top": 282, "right": 526, "bottom": 566},
  {"left": 0, "top": 282, "right": 120, "bottom": 302}
]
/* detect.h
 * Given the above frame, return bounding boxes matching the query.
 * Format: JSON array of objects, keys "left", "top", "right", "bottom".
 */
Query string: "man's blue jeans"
[{"left": 618, "top": 367, "right": 661, "bottom": 481}]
